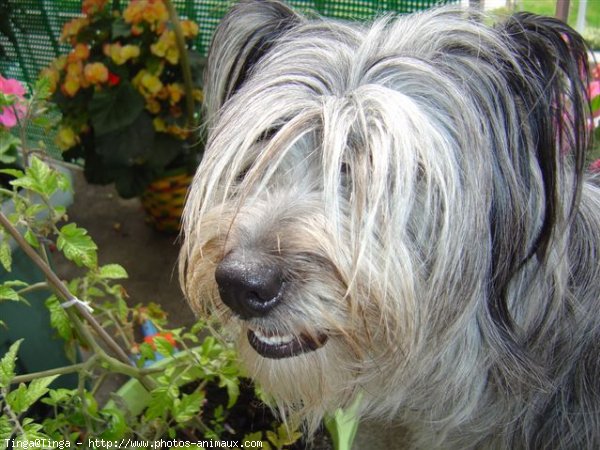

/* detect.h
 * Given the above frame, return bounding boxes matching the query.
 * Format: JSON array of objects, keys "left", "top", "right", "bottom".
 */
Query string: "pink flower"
[
  {"left": 589, "top": 80, "right": 600, "bottom": 100},
  {"left": 0, "top": 75, "right": 26, "bottom": 128},
  {"left": 0, "top": 76, "right": 26, "bottom": 96},
  {"left": 590, "top": 158, "right": 600, "bottom": 173}
]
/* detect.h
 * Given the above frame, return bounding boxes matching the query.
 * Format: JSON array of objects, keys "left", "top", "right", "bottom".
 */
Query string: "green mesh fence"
[
  {"left": 0, "top": 0, "right": 455, "bottom": 153},
  {"left": 0, "top": 0, "right": 457, "bottom": 83}
]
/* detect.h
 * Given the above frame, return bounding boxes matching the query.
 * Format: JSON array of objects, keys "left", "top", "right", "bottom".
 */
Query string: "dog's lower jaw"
[{"left": 246, "top": 326, "right": 329, "bottom": 359}]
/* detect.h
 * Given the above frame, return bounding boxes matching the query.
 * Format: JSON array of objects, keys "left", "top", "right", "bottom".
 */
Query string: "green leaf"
[
  {"left": 6, "top": 384, "right": 28, "bottom": 412},
  {"left": 174, "top": 390, "right": 204, "bottom": 423},
  {"left": 89, "top": 81, "right": 144, "bottom": 136},
  {"left": 57, "top": 223, "right": 98, "bottom": 268},
  {"left": 219, "top": 375, "right": 240, "bottom": 408},
  {"left": 0, "top": 284, "right": 20, "bottom": 302},
  {"left": 0, "top": 133, "right": 20, "bottom": 163},
  {"left": 0, "top": 168, "right": 23, "bottom": 179},
  {"left": 153, "top": 336, "right": 175, "bottom": 357},
  {"left": 111, "top": 17, "right": 131, "bottom": 39},
  {"left": 0, "top": 240, "right": 12, "bottom": 272},
  {"left": 138, "top": 342, "right": 156, "bottom": 361},
  {"left": 10, "top": 156, "right": 59, "bottom": 198},
  {"left": 23, "top": 229, "right": 40, "bottom": 249},
  {"left": 8, "top": 375, "right": 60, "bottom": 413},
  {"left": 0, "top": 339, "right": 22, "bottom": 387},
  {"left": 0, "top": 416, "right": 12, "bottom": 442},
  {"left": 45, "top": 295, "right": 73, "bottom": 341},
  {"left": 98, "top": 264, "right": 128, "bottom": 280},
  {"left": 324, "top": 394, "right": 362, "bottom": 450},
  {"left": 34, "top": 75, "right": 52, "bottom": 100},
  {"left": 591, "top": 95, "right": 600, "bottom": 114},
  {"left": 145, "top": 385, "right": 178, "bottom": 420},
  {"left": 266, "top": 424, "right": 303, "bottom": 448},
  {"left": 40, "top": 388, "right": 76, "bottom": 406}
]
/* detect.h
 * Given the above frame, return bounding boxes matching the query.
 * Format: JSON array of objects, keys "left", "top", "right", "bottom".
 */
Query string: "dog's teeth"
[{"left": 253, "top": 329, "right": 294, "bottom": 346}]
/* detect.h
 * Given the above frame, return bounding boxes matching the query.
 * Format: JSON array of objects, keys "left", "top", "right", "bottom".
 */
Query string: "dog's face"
[{"left": 181, "top": 1, "right": 590, "bottom": 428}]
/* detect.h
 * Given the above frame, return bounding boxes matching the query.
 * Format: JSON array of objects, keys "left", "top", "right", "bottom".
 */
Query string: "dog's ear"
[
  {"left": 205, "top": 0, "right": 302, "bottom": 118},
  {"left": 485, "top": 13, "right": 591, "bottom": 380},
  {"left": 499, "top": 13, "right": 590, "bottom": 259}
]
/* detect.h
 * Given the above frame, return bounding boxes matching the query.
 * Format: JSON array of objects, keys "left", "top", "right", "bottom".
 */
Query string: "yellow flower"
[
  {"left": 145, "top": 97, "right": 161, "bottom": 114},
  {"left": 82, "top": 0, "right": 109, "bottom": 15},
  {"left": 62, "top": 77, "right": 80, "bottom": 97},
  {"left": 62, "top": 62, "right": 84, "bottom": 96},
  {"left": 56, "top": 126, "right": 79, "bottom": 150},
  {"left": 68, "top": 43, "right": 90, "bottom": 63},
  {"left": 133, "top": 70, "right": 164, "bottom": 97},
  {"left": 166, "top": 83, "right": 184, "bottom": 105},
  {"left": 66, "top": 61, "right": 83, "bottom": 77},
  {"left": 166, "top": 124, "right": 189, "bottom": 139},
  {"left": 151, "top": 30, "right": 179, "bottom": 64},
  {"left": 142, "top": 73, "right": 163, "bottom": 95},
  {"left": 192, "top": 88, "right": 203, "bottom": 102},
  {"left": 123, "top": 0, "right": 169, "bottom": 32},
  {"left": 84, "top": 62, "right": 109, "bottom": 84},
  {"left": 152, "top": 117, "right": 166, "bottom": 132},
  {"left": 104, "top": 43, "right": 140, "bottom": 65},
  {"left": 60, "top": 17, "right": 89, "bottom": 43},
  {"left": 180, "top": 20, "right": 199, "bottom": 38}
]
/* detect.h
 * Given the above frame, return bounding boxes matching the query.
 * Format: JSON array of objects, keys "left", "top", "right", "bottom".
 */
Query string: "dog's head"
[{"left": 180, "top": 0, "right": 591, "bottom": 427}]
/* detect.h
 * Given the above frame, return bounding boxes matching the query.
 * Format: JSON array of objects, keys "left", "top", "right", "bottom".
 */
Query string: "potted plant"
[
  {"left": 0, "top": 78, "right": 307, "bottom": 450},
  {"left": 43, "top": 0, "right": 204, "bottom": 231}
]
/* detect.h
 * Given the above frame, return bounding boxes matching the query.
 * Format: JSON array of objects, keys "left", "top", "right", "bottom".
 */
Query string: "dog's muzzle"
[
  {"left": 215, "top": 251, "right": 328, "bottom": 358},
  {"left": 215, "top": 251, "right": 284, "bottom": 319}
]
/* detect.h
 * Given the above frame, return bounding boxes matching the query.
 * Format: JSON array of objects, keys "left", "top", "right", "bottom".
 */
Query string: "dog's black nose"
[{"left": 215, "top": 252, "right": 284, "bottom": 319}]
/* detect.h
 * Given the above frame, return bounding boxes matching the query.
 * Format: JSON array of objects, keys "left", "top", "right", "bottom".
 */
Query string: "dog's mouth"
[{"left": 247, "top": 327, "right": 328, "bottom": 359}]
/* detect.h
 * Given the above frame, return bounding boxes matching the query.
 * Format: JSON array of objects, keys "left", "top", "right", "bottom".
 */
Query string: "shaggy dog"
[{"left": 180, "top": 1, "right": 600, "bottom": 448}]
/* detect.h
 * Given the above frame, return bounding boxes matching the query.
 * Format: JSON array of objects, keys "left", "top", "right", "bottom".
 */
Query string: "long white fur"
[{"left": 181, "top": 3, "right": 600, "bottom": 449}]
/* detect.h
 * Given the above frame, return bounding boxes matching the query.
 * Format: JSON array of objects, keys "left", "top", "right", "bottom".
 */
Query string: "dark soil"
[{"left": 196, "top": 378, "right": 333, "bottom": 450}]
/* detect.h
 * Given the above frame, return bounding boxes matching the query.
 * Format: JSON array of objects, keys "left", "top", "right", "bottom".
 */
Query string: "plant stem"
[
  {"left": 164, "top": 0, "right": 195, "bottom": 129},
  {"left": 0, "top": 211, "right": 132, "bottom": 366},
  {"left": 9, "top": 360, "right": 91, "bottom": 385},
  {"left": 16, "top": 281, "right": 48, "bottom": 295}
]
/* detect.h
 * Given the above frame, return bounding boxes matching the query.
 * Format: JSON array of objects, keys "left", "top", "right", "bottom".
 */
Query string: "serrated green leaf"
[
  {"left": 0, "top": 285, "right": 20, "bottom": 301},
  {"left": 0, "top": 339, "right": 22, "bottom": 387},
  {"left": 7, "top": 375, "right": 60, "bottom": 415},
  {"left": 34, "top": 76, "right": 51, "bottom": 99},
  {"left": 0, "top": 416, "right": 12, "bottom": 441},
  {"left": 40, "top": 388, "right": 76, "bottom": 406},
  {"left": 56, "top": 172, "right": 71, "bottom": 193},
  {"left": 45, "top": 295, "right": 73, "bottom": 341},
  {"left": 153, "top": 336, "right": 175, "bottom": 357},
  {"left": 10, "top": 156, "right": 59, "bottom": 198},
  {"left": 21, "top": 375, "right": 60, "bottom": 411},
  {"left": 219, "top": 375, "right": 240, "bottom": 408},
  {"left": 25, "top": 203, "right": 47, "bottom": 217},
  {"left": 0, "top": 240, "right": 12, "bottom": 272},
  {"left": 57, "top": 223, "right": 97, "bottom": 268},
  {"left": 24, "top": 229, "right": 40, "bottom": 249},
  {"left": 0, "top": 168, "right": 23, "bottom": 179},
  {"left": 138, "top": 342, "right": 156, "bottom": 361},
  {"left": 98, "top": 264, "right": 128, "bottom": 280},
  {"left": 6, "top": 384, "right": 28, "bottom": 412},
  {"left": 174, "top": 390, "right": 204, "bottom": 423},
  {"left": 145, "top": 385, "right": 178, "bottom": 420},
  {"left": 13, "top": 424, "right": 51, "bottom": 445}
]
